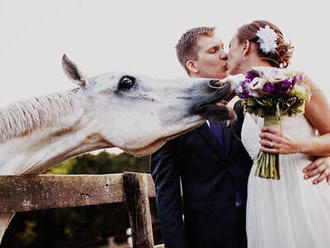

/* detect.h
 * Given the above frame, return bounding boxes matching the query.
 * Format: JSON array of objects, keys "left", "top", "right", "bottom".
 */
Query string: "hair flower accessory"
[{"left": 256, "top": 25, "right": 278, "bottom": 54}]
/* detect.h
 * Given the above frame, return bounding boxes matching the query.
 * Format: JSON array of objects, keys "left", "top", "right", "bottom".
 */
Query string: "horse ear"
[{"left": 62, "top": 54, "right": 88, "bottom": 87}]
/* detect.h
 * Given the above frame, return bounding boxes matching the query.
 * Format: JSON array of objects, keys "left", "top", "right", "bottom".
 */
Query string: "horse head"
[{"left": 62, "top": 55, "right": 237, "bottom": 156}]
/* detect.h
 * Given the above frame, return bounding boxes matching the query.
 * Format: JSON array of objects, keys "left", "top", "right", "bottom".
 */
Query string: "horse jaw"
[{"left": 120, "top": 120, "right": 204, "bottom": 156}]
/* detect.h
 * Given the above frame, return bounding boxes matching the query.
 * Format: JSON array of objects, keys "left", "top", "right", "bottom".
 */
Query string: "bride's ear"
[{"left": 243, "top": 40, "right": 252, "bottom": 57}]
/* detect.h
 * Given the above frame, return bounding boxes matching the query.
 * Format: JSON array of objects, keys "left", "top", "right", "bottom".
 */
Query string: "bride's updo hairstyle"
[{"left": 237, "top": 20, "right": 294, "bottom": 68}]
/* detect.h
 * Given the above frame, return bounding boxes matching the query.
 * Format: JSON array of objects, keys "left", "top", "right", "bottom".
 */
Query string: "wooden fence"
[{"left": 0, "top": 172, "right": 165, "bottom": 248}]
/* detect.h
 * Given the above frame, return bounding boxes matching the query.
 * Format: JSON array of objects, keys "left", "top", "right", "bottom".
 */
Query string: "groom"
[{"left": 150, "top": 27, "right": 252, "bottom": 248}]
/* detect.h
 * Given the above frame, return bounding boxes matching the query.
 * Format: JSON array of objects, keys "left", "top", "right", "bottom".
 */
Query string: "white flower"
[
  {"left": 256, "top": 25, "right": 278, "bottom": 54},
  {"left": 249, "top": 90, "right": 262, "bottom": 98},
  {"left": 265, "top": 68, "right": 287, "bottom": 81},
  {"left": 250, "top": 78, "right": 267, "bottom": 90},
  {"left": 253, "top": 66, "right": 299, "bottom": 82},
  {"left": 235, "top": 84, "right": 243, "bottom": 94}
]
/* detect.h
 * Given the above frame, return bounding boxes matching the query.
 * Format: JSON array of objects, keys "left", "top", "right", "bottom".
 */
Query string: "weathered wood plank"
[
  {"left": 0, "top": 174, "right": 126, "bottom": 212},
  {"left": 146, "top": 172, "right": 156, "bottom": 197},
  {"left": 123, "top": 172, "right": 154, "bottom": 248}
]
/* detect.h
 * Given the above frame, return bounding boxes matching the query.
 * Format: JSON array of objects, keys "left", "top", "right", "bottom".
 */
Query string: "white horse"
[{"left": 0, "top": 55, "right": 237, "bottom": 241}]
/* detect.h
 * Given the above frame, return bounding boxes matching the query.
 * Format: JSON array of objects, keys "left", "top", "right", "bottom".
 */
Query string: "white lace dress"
[{"left": 242, "top": 113, "right": 330, "bottom": 248}]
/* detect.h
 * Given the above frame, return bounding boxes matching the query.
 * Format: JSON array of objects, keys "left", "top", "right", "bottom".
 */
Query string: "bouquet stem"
[{"left": 255, "top": 116, "right": 281, "bottom": 180}]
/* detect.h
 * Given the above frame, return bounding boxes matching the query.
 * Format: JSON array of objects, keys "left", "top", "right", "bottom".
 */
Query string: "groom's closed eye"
[{"left": 208, "top": 46, "right": 219, "bottom": 53}]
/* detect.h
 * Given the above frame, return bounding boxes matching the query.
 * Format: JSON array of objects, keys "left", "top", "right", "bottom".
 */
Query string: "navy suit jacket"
[{"left": 151, "top": 102, "right": 253, "bottom": 248}]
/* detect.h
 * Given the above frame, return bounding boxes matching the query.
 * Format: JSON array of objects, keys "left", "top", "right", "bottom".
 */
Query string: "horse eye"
[{"left": 118, "top": 76, "right": 135, "bottom": 90}]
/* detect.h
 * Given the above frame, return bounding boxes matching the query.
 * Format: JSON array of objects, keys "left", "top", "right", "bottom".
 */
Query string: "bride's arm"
[{"left": 300, "top": 77, "right": 330, "bottom": 155}]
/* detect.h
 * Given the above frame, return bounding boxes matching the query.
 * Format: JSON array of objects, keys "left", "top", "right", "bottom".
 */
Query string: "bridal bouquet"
[{"left": 236, "top": 67, "right": 311, "bottom": 179}]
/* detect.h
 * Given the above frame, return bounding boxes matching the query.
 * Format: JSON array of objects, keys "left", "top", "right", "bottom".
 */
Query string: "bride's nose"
[{"left": 220, "top": 51, "right": 228, "bottom": 60}]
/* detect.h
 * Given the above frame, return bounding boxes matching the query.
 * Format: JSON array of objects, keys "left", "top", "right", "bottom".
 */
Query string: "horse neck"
[{"left": 0, "top": 92, "right": 112, "bottom": 175}]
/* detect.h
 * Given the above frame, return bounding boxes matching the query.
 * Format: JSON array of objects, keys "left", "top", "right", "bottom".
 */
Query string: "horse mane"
[{"left": 0, "top": 90, "right": 80, "bottom": 141}]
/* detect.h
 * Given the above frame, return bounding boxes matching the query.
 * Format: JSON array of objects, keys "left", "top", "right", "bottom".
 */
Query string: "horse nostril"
[{"left": 209, "top": 79, "right": 223, "bottom": 87}]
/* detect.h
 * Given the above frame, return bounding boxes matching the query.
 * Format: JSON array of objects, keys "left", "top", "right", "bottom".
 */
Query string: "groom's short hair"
[{"left": 175, "top": 26, "right": 215, "bottom": 74}]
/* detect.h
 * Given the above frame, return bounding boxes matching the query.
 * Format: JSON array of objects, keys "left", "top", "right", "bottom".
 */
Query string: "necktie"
[
  {"left": 209, "top": 122, "right": 224, "bottom": 149},
  {"left": 209, "top": 122, "right": 243, "bottom": 206}
]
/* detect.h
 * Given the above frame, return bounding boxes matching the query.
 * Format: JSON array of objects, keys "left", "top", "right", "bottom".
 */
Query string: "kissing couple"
[{"left": 151, "top": 20, "right": 330, "bottom": 248}]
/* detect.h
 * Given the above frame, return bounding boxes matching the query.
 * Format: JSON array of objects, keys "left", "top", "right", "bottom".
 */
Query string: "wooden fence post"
[{"left": 123, "top": 172, "right": 154, "bottom": 248}]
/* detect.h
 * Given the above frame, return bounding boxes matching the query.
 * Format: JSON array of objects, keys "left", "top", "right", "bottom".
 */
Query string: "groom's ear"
[
  {"left": 186, "top": 59, "right": 198, "bottom": 74},
  {"left": 243, "top": 40, "right": 252, "bottom": 57}
]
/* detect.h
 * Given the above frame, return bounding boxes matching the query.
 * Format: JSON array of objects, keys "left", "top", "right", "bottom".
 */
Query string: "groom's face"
[{"left": 192, "top": 34, "right": 228, "bottom": 79}]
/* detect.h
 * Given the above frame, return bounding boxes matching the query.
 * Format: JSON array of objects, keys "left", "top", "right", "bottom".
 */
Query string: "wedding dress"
[{"left": 242, "top": 113, "right": 330, "bottom": 248}]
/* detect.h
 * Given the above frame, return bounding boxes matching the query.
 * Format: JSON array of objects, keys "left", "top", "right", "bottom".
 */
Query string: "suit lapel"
[{"left": 196, "top": 123, "right": 225, "bottom": 158}]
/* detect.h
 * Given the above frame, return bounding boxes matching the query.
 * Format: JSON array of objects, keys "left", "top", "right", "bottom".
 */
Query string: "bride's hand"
[
  {"left": 259, "top": 126, "right": 304, "bottom": 154},
  {"left": 303, "top": 156, "right": 330, "bottom": 185}
]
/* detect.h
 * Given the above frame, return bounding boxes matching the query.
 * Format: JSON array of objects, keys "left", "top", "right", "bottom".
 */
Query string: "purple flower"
[
  {"left": 263, "top": 82, "right": 275, "bottom": 94},
  {"left": 272, "top": 79, "right": 292, "bottom": 96},
  {"left": 291, "top": 76, "right": 297, "bottom": 87},
  {"left": 280, "top": 79, "right": 292, "bottom": 89},
  {"left": 245, "top": 70, "right": 260, "bottom": 83}
]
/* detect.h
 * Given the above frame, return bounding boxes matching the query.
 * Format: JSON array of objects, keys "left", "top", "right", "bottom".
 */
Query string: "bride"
[{"left": 225, "top": 20, "right": 330, "bottom": 248}]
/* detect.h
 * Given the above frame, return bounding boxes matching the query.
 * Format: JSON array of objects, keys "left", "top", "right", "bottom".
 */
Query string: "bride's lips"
[{"left": 224, "top": 62, "right": 228, "bottom": 71}]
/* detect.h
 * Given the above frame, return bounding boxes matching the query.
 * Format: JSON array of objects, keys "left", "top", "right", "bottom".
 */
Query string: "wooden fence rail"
[{"left": 0, "top": 172, "right": 164, "bottom": 248}]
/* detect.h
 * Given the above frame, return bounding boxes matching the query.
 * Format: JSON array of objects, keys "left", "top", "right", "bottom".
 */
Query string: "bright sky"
[{"left": 1, "top": 0, "right": 329, "bottom": 154}]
